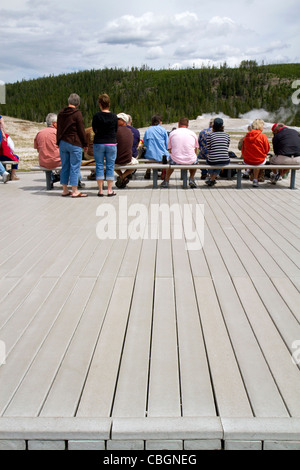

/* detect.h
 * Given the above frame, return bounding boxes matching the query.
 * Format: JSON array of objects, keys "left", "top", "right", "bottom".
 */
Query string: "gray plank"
[
  {"left": 76, "top": 277, "right": 135, "bottom": 417},
  {"left": 3, "top": 278, "right": 96, "bottom": 417},
  {"left": 233, "top": 277, "right": 300, "bottom": 416},
  {"left": 0, "top": 275, "right": 77, "bottom": 416},
  {"left": 112, "top": 239, "right": 157, "bottom": 417},
  {"left": 147, "top": 277, "right": 181, "bottom": 417}
]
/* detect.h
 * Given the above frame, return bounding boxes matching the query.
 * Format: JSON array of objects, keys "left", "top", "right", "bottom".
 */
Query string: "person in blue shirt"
[{"left": 143, "top": 114, "right": 169, "bottom": 179}]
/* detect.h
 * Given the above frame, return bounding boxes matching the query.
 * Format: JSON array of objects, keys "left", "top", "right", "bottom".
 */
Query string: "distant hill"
[{"left": 2, "top": 62, "right": 300, "bottom": 128}]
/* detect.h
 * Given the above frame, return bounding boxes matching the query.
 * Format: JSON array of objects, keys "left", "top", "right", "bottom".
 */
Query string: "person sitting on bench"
[
  {"left": 241, "top": 118, "right": 270, "bottom": 188},
  {"left": 34, "top": 113, "right": 61, "bottom": 188},
  {"left": 161, "top": 117, "right": 199, "bottom": 188},
  {"left": 115, "top": 113, "right": 136, "bottom": 189},
  {"left": 270, "top": 122, "right": 300, "bottom": 184}
]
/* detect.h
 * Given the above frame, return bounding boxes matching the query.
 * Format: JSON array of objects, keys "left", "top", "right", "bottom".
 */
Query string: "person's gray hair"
[
  {"left": 46, "top": 113, "right": 57, "bottom": 126},
  {"left": 68, "top": 93, "right": 80, "bottom": 106}
]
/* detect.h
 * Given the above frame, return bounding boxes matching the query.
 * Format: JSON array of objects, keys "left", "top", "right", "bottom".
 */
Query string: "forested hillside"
[{"left": 2, "top": 62, "right": 300, "bottom": 128}]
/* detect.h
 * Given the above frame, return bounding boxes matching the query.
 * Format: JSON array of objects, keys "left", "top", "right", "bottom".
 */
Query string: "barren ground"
[{"left": 2, "top": 114, "right": 278, "bottom": 170}]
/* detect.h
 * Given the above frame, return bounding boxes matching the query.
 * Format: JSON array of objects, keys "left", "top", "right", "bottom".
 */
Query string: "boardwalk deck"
[{"left": 0, "top": 171, "right": 300, "bottom": 451}]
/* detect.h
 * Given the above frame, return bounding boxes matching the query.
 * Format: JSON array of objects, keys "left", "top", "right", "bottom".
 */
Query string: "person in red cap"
[{"left": 269, "top": 122, "right": 300, "bottom": 183}]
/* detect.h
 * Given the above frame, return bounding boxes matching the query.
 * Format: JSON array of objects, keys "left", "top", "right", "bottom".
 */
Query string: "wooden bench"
[
  {"left": 0, "top": 161, "right": 18, "bottom": 169},
  {"left": 31, "top": 163, "right": 169, "bottom": 190},
  {"left": 31, "top": 162, "right": 300, "bottom": 190}
]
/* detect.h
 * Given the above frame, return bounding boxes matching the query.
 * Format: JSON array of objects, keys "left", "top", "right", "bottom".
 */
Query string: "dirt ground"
[{"left": 2, "top": 114, "right": 277, "bottom": 170}]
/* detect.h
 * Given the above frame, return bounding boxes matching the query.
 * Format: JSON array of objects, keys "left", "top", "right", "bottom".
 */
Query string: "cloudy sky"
[{"left": 1, "top": 0, "right": 299, "bottom": 84}]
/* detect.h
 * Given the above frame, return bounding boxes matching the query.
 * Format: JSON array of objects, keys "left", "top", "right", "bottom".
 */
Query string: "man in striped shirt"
[{"left": 206, "top": 118, "right": 230, "bottom": 186}]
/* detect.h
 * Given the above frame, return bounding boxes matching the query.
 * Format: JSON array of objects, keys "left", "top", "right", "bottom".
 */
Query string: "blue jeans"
[
  {"left": 208, "top": 164, "right": 228, "bottom": 176},
  {"left": 93, "top": 144, "right": 117, "bottom": 181},
  {"left": 59, "top": 140, "right": 82, "bottom": 186},
  {"left": 0, "top": 161, "right": 5, "bottom": 176}
]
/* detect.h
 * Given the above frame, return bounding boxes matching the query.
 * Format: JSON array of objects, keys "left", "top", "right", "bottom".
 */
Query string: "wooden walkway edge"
[{"left": 0, "top": 172, "right": 299, "bottom": 450}]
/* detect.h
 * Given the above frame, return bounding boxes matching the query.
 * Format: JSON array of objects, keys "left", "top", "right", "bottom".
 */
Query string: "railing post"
[
  {"left": 290, "top": 169, "right": 296, "bottom": 189},
  {"left": 182, "top": 170, "right": 188, "bottom": 189},
  {"left": 46, "top": 171, "right": 52, "bottom": 190},
  {"left": 153, "top": 169, "right": 158, "bottom": 188},
  {"left": 236, "top": 170, "right": 242, "bottom": 189}
]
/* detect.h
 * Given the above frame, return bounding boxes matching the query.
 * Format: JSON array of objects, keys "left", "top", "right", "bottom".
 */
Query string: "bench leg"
[
  {"left": 45, "top": 171, "right": 52, "bottom": 190},
  {"left": 153, "top": 169, "right": 158, "bottom": 188},
  {"left": 182, "top": 169, "right": 188, "bottom": 189},
  {"left": 290, "top": 169, "right": 297, "bottom": 189},
  {"left": 236, "top": 170, "right": 242, "bottom": 189}
]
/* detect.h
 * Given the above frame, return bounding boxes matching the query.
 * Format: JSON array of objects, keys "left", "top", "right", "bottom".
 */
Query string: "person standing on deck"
[{"left": 57, "top": 93, "right": 88, "bottom": 198}]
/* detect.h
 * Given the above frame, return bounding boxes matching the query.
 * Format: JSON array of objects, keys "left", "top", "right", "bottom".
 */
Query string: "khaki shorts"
[{"left": 270, "top": 154, "right": 300, "bottom": 165}]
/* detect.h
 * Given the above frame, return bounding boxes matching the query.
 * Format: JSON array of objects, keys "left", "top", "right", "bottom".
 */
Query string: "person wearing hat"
[
  {"left": 269, "top": 122, "right": 300, "bottom": 183},
  {"left": 92, "top": 94, "right": 118, "bottom": 196},
  {"left": 115, "top": 113, "right": 135, "bottom": 188},
  {"left": 241, "top": 118, "right": 270, "bottom": 187},
  {"left": 205, "top": 117, "right": 230, "bottom": 187}
]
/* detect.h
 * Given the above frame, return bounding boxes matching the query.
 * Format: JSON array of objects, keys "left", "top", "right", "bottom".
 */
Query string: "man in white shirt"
[{"left": 161, "top": 117, "right": 199, "bottom": 188}]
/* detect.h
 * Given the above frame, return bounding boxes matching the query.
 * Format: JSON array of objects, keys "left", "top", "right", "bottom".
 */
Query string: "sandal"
[
  {"left": 61, "top": 191, "right": 71, "bottom": 197},
  {"left": 107, "top": 192, "right": 117, "bottom": 197},
  {"left": 72, "top": 192, "right": 88, "bottom": 198},
  {"left": 98, "top": 192, "right": 104, "bottom": 197}
]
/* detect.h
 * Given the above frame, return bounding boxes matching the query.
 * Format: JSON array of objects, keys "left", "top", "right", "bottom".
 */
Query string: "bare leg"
[
  {"left": 107, "top": 180, "right": 114, "bottom": 195},
  {"left": 62, "top": 184, "right": 70, "bottom": 196},
  {"left": 253, "top": 169, "right": 260, "bottom": 180},
  {"left": 189, "top": 169, "right": 197, "bottom": 180},
  {"left": 97, "top": 179, "right": 104, "bottom": 195},
  {"left": 164, "top": 168, "right": 174, "bottom": 182},
  {"left": 72, "top": 185, "right": 80, "bottom": 196},
  {"left": 122, "top": 169, "right": 134, "bottom": 179}
]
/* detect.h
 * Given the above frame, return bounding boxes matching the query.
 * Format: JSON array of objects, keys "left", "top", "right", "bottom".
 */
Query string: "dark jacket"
[
  {"left": 115, "top": 126, "right": 133, "bottom": 165},
  {"left": 273, "top": 127, "right": 300, "bottom": 156},
  {"left": 57, "top": 106, "right": 87, "bottom": 148}
]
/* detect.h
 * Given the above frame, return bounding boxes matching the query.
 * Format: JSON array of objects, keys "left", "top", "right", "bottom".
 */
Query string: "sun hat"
[{"left": 117, "top": 113, "right": 129, "bottom": 123}]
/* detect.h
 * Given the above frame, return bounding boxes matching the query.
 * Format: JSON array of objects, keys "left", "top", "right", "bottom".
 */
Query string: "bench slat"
[{"left": 30, "top": 162, "right": 300, "bottom": 190}]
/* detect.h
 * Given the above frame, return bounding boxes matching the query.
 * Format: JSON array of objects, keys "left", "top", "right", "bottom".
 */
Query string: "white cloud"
[
  {"left": 145, "top": 47, "right": 165, "bottom": 60},
  {"left": 0, "top": 0, "right": 299, "bottom": 83},
  {"left": 207, "top": 16, "right": 243, "bottom": 35},
  {"left": 99, "top": 11, "right": 200, "bottom": 48}
]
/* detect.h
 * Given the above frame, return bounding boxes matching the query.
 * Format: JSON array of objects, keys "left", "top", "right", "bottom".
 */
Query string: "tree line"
[{"left": 1, "top": 62, "right": 300, "bottom": 128}]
